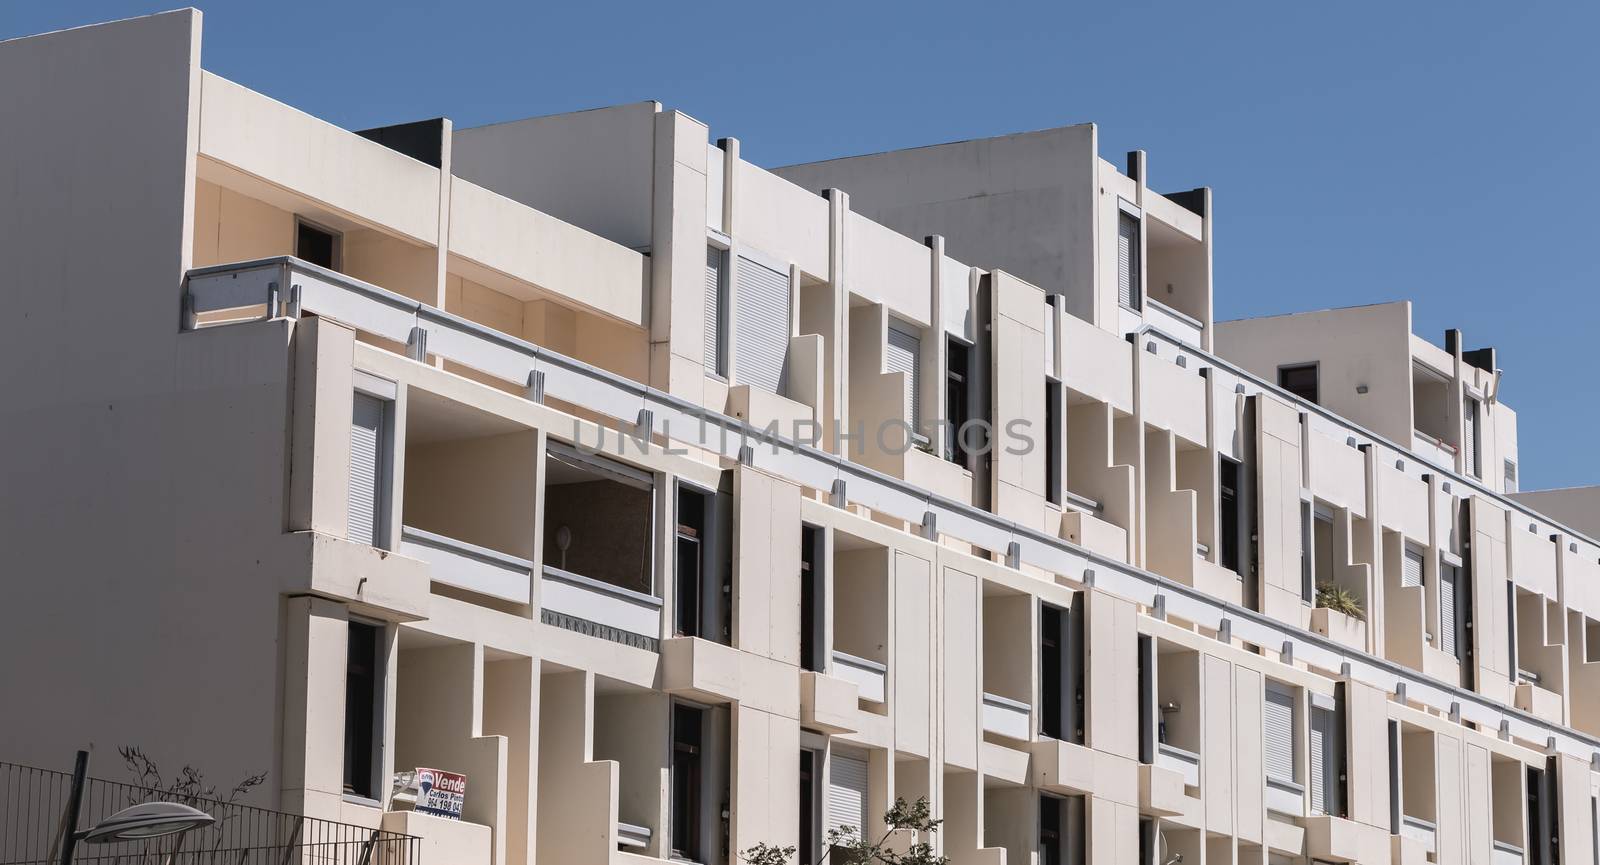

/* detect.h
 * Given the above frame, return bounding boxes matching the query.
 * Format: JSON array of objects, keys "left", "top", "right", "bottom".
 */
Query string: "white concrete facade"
[{"left": 4, "top": 10, "right": 1600, "bottom": 865}]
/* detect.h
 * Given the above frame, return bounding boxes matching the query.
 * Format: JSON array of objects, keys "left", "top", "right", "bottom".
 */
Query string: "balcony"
[
  {"left": 981, "top": 692, "right": 1031, "bottom": 741},
  {"left": 543, "top": 566, "right": 662, "bottom": 646},
  {"left": 1155, "top": 742, "right": 1201, "bottom": 788},
  {"left": 1266, "top": 776, "right": 1305, "bottom": 816},
  {"left": 832, "top": 651, "right": 887, "bottom": 704},
  {"left": 400, "top": 526, "right": 531, "bottom": 605},
  {"left": 1412, "top": 428, "right": 1457, "bottom": 469},
  {"left": 1144, "top": 298, "right": 1204, "bottom": 349},
  {"left": 1400, "top": 815, "right": 1437, "bottom": 855},
  {"left": 1493, "top": 841, "right": 1524, "bottom": 865}
]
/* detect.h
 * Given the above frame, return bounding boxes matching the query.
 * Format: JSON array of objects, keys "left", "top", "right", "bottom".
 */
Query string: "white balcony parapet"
[
  {"left": 616, "top": 821, "right": 651, "bottom": 851},
  {"left": 1412, "top": 428, "right": 1458, "bottom": 467},
  {"left": 981, "top": 692, "right": 1031, "bottom": 741},
  {"left": 541, "top": 566, "right": 661, "bottom": 645},
  {"left": 832, "top": 651, "right": 887, "bottom": 704},
  {"left": 1401, "top": 815, "right": 1438, "bottom": 854},
  {"left": 1265, "top": 776, "right": 1305, "bottom": 816},
  {"left": 399, "top": 526, "right": 532, "bottom": 605},
  {"left": 1493, "top": 841, "right": 1524, "bottom": 865},
  {"left": 1144, "top": 299, "right": 1204, "bottom": 349},
  {"left": 180, "top": 257, "right": 1600, "bottom": 768},
  {"left": 1155, "top": 742, "right": 1201, "bottom": 788}
]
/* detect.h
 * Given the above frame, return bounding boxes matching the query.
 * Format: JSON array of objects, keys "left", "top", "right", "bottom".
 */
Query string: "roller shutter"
[
  {"left": 1402, "top": 547, "right": 1424, "bottom": 589},
  {"left": 886, "top": 323, "right": 922, "bottom": 431},
  {"left": 826, "top": 752, "right": 869, "bottom": 840},
  {"left": 704, "top": 247, "right": 726, "bottom": 375},
  {"left": 734, "top": 255, "right": 791, "bottom": 393},
  {"left": 349, "top": 392, "right": 386, "bottom": 547},
  {"left": 1264, "top": 683, "right": 1296, "bottom": 786},
  {"left": 1117, "top": 212, "right": 1141, "bottom": 310}
]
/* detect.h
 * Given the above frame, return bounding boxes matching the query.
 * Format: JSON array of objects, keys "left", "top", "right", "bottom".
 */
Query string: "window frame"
[
  {"left": 342, "top": 617, "right": 386, "bottom": 804},
  {"left": 295, "top": 216, "right": 343, "bottom": 271},
  {"left": 1277, "top": 362, "right": 1321, "bottom": 404}
]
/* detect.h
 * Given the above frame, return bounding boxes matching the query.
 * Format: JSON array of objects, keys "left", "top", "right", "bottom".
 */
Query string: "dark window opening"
[
  {"left": 1040, "top": 600, "right": 1084, "bottom": 744},
  {"left": 1046, "top": 381, "right": 1063, "bottom": 506},
  {"left": 801, "top": 524, "right": 825, "bottom": 672},
  {"left": 676, "top": 486, "right": 708, "bottom": 638},
  {"left": 1219, "top": 456, "right": 1241, "bottom": 574},
  {"left": 1278, "top": 363, "right": 1319, "bottom": 404},
  {"left": 672, "top": 704, "right": 705, "bottom": 861},
  {"left": 544, "top": 442, "right": 655, "bottom": 597},
  {"left": 343, "top": 620, "right": 381, "bottom": 799},
  {"left": 296, "top": 219, "right": 340, "bottom": 271},
  {"left": 1039, "top": 795, "right": 1061, "bottom": 865},
  {"left": 799, "top": 750, "right": 818, "bottom": 865},
  {"left": 946, "top": 339, "right": 973, "bottom": 466}
]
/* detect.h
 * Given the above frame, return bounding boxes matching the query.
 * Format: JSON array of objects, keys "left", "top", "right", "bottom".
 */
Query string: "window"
[
  {"left": 1117, "top": 211, "right": 1142, "bottom": 311},
  {"left": 886, "top": 321, "right": 923, "bottom": 438},
  {"left": 1219, "top": 456, "right": 1241, "bottom": 574},
  {"left": 543, "top": 442, "right": 655, "bottom": 596},
  {"left": 1137, "top": 635, "right": 1155, "bottom": 763},
  {"left": 1278, "top": 363, "right": 1319, "bottom": 404},
  {"left": 1505, "top": 459, "right": 1519, "bottom": 493},
  {"left": 671, "top": 704, "right": 705, "bottom": 861},
  {"left": 733, "top": 254, "right": 792, "bottom": 394},
  {"left": 296, "top": 218, "right": 340, "bottom": 270},
  {"left": 1402, "top": 545, "right": 1425, "bottom": 589},
  {"left": 1309, "top": 693, "right": 1345, "bottom": 817},
  {"left": 1299, "top": 501, "right": 1314, "bottom": 603},
  {"left": 343, "top": 620, "right": 383, "bottom": 800},
  {"left": 1264, "top": 682, "right": 1297, "bottom": 790},
  {"left": 800, "top": 524, "right": 825, "bottom": 672},
  {"left": 1440, "top": 562, "right": 1463, "bottom": 659},
  {"left": 675, "top": 480, "right": 731, "bottom": 643},
  {"left": 946, "top": 338, "right": 973, "bottom": 466},
  {"left": 799, "top": 750, "right": 820, "bottom": 865},
  {"left": 1528, "top": 763, "right": 1555, "bottom": 865},
  {"left": 704, "top": 246, "right": 728, "bottom": 377},
  {"left": 1463, "top": 397, "right": 1481, "bottom": 479},
  {"left": 825, "top": 751, "right": 869, "bottom": 849},
  {"left": 349, "top": 391, "right": 392, "bottom": 548},
  {"left": 1039, "top": 795, "right": 1062, "bottom": 865},
  {"left": 1046, "top": 380, "right": 1063, "bottom": 506},
  {"left": 1040, "top": 600, "right": 1083, "bottom": 744}
]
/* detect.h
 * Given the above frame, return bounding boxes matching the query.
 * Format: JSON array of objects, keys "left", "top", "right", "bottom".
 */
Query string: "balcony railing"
[
  {"left": 831, "top": 651, "right": 887, "bottom": 704},
  {"left": 1265, "top": 775, "right": 1304, "bottom": 816},
  {"left": 1401, "top": 815, "right": 1438, "bottom": 854},
  {"left": 540, "top": 566, "right": 662, "bottom": 649},
  {"left": 616, "top": 821, "right": 652, "bottom": 851},
  {"left": 1493, "top": 840, "right": 1524, "bottom": 865},
  {"left": 399, "top": 526, "right": 532, "bottom": 605},
  {"left": 1143, "top": 298, "right": 1204, "bottom": 348},
  {"left": 1156, "top": 742, "right": 1201, "bottom": 788},
  {"left": 180, "top": 256, "right": 1600, "bottom": 768},
  {"left": 1412, "top": 428, "right": 1458, "bottom": 467},
  {"left": 981, "top": 692, "right": 1031, "bottom": 741}
]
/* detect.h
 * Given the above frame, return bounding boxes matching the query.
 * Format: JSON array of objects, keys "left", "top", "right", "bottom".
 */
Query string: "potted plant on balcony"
[
  {"left": 742, "top": 796, "right": 948, "bottom": 865},
  {"left": 1312, "top": 582, "right": 1366, "bottom": 649}
]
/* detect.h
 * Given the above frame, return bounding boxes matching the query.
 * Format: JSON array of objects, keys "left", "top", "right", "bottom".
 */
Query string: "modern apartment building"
[{"left": 5, "top": 9, "right": 1600, "bottom": 865}]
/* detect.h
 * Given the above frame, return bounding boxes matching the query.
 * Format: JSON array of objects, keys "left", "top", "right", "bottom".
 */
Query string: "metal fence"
[{"left": 0, "top": 759, "right": 420, "bottom": 865}]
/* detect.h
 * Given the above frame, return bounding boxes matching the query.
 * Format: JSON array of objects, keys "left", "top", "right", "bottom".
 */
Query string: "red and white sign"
[{"left": 414, "top": 768, "right": 467, "bottom": 819}]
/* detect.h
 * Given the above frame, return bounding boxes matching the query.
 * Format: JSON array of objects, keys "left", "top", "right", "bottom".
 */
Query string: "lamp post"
[{"left": 59, "top": 751, "right": 215, "bottom": 865}]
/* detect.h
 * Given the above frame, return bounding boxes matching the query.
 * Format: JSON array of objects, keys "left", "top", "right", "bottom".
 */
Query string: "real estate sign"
[{"left": 414, "top": 768, "right": 467, "bottom": 819}]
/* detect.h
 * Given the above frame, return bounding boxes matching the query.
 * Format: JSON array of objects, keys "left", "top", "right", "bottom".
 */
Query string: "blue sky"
[{"left": 6, "top": 1, "right": 1596, "bottom": 490}]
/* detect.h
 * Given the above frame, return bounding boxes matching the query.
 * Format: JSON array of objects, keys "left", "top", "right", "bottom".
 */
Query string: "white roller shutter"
[
  {"left": 704, "top": 247, "right": 726, "bottom": 375},
  {"left": 1117, "top": 212, "right": 1141, "bottom": 311},
  {"left": 885, "top": 323, "right": 921, "bottom": 432},
  {"left": 734, "top": 255, "right": 791, "bottom": 393},
  {"left": 1440, "top": 564, "right": 1461, "bottom": 659},
  {"left": 349, "top": 392, "right": 386, "bottom": 547},
  {"left": 1264, "top": 683, "right": 1296, "bottom": 786},
  {"left": 826, "top": 752, "right": 869, "bottom": 840},
  {"left": 1402, "top": 547, "right": 1424, "bottom": 589},
  {"left": 1463, "top": 397, "right": 1480, "bottom": 478},
  {"left": 1309, "top": 706, "right": 1334, "bottom": 815}
]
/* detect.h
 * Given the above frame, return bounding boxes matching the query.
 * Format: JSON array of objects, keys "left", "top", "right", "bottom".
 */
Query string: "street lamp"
[{"left": 59, "top": 751, "right": 216, "bottom": 865}]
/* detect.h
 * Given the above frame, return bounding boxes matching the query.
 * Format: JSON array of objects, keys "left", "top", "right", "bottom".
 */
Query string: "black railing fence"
[{"left": 0, "top": 759, "right": 420, "bottom": 865}]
